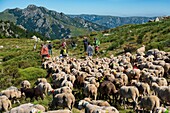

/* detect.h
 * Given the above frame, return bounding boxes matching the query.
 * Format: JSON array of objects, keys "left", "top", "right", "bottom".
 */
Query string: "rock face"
[
  {"left": 0, "top": 5, "right": 107, "bottom": 39},
  {"left": 0, "top": 20, "right": 43, "bottom": 39}
]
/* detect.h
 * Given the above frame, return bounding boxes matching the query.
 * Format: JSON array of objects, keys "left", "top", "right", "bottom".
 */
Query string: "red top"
[{"left": 41, "top": 45, "right": 49, "bottom": 55}]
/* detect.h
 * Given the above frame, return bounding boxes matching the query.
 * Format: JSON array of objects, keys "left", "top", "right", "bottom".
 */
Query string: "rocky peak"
[{"left": 27, "top": 4, "right": 38, "bottom": 10}]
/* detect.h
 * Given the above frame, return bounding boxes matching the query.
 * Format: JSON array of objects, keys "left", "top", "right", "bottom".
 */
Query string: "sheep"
[
  {"left": 137, "top": 95, "right": 160, "bottom": 113},
  {"left": 61, "top": 79, "right": 74, "bottom": 90},
  {"left": 131, "top": 81, "right": 150, "bottom": 96},
  {"left": 119, "top": 86, "right": 139, "bottom": 109},
  {"left": 98, "top": 80, "right": 118, "bottom": 103},
  {"left": 151, "top": 83, "right": 170, "bottom": 105},
  {"left": 67, "top": 74, "right": 76, "bottom": 84},
  {"left": 20, "top": 87, "right": 44, "bottom": 101},
  {"left": 48, "top": 86, "right": 72, "bottom": 97},
  {"left": 148, "top": 76, "right": 168, "bottom": 86},
  {"left": 114, "top": 72, "right": 128, "bottom": 86},
  {"left": 35, "top": 78, "right": 47, "bottom": 85},
  {"left": 83, "top": 83, "right": 98, "bottom": 100},
  {"left": 37, "top": 82, "right": 53, "bottom": 95},
  {"left": 21, "top": 80, "right": 31, "bottom": 89},
  {"left": 136, "top": 45, "right": 145, "bottom": 56},
  {"left": 50, "top": 93, "right": 75, "bottom": 110},
  {"left": 124, "top": 68, "right": 140, "bottom": 82},
  {"left": 78, "top": 100, "right": 119, "bottom": 113},
  {"left": 9, "top": 103, "right": 45, "bottom": 113},
  {"left": 1, "top": 89, "right": 21, "bottom": 104},
  {"left": 31, "top": 104, "right": 46, "bottom": 112},
  {"left": 6, "top": 86, "right": 18, "bottom": 91},
  {"left": 84, "top": 98, "right": 110, "bottom": 107},
  {"left": 0, "top": 95, "right": 12, "bottom": 112},
  {"left": 149, "top": 65, "right": 164, "bottom": 77},
  {"left": 78, "top": 100, "right": 101, "bottom": 113},
  {"left": 85, "top": 76, "right": 99, "bottom": 88}
]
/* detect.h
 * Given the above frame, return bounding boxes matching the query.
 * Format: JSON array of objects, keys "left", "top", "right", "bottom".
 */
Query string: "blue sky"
[{"left": 0, "top": 0, "right": 170, "bottom": 17}]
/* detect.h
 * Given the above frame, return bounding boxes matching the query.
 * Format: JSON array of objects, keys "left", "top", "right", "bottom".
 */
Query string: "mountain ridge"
[
  {"left": 69, "top": 14, "right": 156, "bottom": 28},
  {"left": 0, "top": 5, "right": 107, "bottom": 39}
]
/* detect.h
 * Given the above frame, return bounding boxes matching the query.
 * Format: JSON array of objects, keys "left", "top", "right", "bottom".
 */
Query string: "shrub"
[
  {"left": 137, "top": 35, "right": 143, "bottom": 44},
  {"left": 107, "top": 42, "right": 119, "bottom": 50},
  {"left": 3, "top": 65, "right": 20, "bottom": 78}
]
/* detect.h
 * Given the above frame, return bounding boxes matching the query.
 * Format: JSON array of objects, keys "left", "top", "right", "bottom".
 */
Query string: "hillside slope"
[{"left": 70, "top": 18, "right": 170, "bottom": 57}]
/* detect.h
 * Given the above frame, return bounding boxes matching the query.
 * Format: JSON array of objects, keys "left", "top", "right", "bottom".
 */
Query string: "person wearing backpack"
[
  {"left": 83, "top": 37, "right": 89, "bottom": 52},
  {"left": 93, "top": 37, "right": 100, "bottom": 54}
]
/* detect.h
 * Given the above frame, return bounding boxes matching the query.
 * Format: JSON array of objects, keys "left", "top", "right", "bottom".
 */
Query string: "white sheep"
[
  {"left": 21, "top": 80, "right": 31, "bottom": 88},
  {"left": 138, "top": 95, "right": 160, "bottom": 113},
  {"left": 119, "top": 86, "right": 139, "bottom": 109}
]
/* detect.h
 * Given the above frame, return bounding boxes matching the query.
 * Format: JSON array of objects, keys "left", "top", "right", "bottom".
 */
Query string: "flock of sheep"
[{"left": 0, "top": 45, "right": 170, "bottom": 113}]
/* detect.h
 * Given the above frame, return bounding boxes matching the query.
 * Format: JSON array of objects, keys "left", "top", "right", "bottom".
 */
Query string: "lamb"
[
  {"left": 137, "top": 95, "right": 160, "bottom": 113},
  {"left": 119, "top": 86, "right": 139, "bottom": 109},
  {"left": 21, "top": 80, "right": 31, "bottom": 89},
  {"left": 50, "top": 93, "right": 75, "bottom": 110}
]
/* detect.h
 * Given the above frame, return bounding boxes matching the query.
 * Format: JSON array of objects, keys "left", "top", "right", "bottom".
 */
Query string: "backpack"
[{"left": 48, "top": 44, "right": 52, "bottom": 49}]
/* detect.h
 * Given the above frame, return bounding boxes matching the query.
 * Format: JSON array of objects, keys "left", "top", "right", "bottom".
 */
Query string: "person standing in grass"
[
  {"left": 48, "top": 41, "right": 53, "bottom": 56},
  {"left": 40, "top": 43, "right": 49, "bottom": 62},
  {"left": 93, "top": 37, "right": 100, "bottom": 54},
  {"left": 86, "top": 43, "right": 94, "bottom": 56},
  {"left": 59, "top": 38, "right": 68, "bottom": 58},
  {"left": 83, "top": 36, "right": 89, "bottom": 52}
]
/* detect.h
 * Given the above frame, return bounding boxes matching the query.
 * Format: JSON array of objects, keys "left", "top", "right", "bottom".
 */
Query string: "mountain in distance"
[
  {"left": 0, "top": 5, "right": 107, "bottom": 39},
  {"left": 69, "top": 14, "right": 156, "bottom": 28}
]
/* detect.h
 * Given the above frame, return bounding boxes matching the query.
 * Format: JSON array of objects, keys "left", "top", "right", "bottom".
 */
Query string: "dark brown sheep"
[
  {"left": 98, "top": 80, "right": 118, "bottom": 103},
  {"left": 20, "top": 87, "right": 44, "bottom": 101}
]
